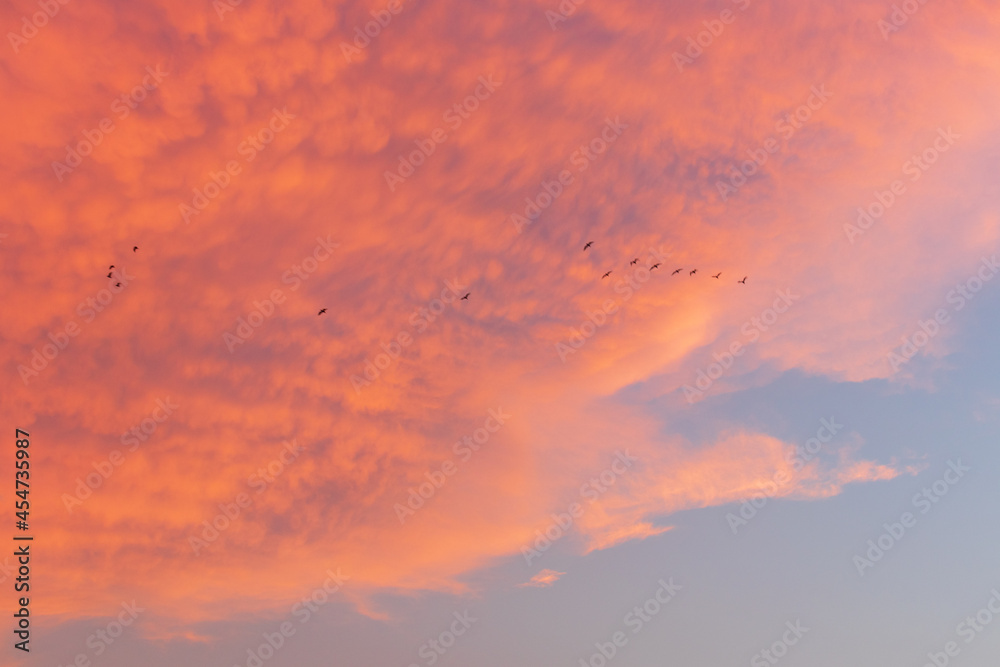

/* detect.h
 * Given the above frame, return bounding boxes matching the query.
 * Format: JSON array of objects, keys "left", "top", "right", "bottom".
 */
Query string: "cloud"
[
  {"left": 518, "top": 569, "right": 566, "bottom": 588},
  {"left": 0, "top": 0, "right": 995, "bottom": 639}
]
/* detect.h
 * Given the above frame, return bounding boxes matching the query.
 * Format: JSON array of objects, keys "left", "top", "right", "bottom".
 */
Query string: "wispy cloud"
[{"left": 518, "top": 569, "right": 567, "bottom": 588}]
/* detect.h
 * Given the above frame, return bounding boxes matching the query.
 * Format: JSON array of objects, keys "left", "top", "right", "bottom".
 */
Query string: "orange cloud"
[
  {"left": 518, "top": 569, "right": 566, "bottom": 588},
  {"left": 0, "top": 0, "right": 994, "bottom": 640}
]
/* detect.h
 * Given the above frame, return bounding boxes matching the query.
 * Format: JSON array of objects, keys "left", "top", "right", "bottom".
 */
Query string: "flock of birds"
[
  {"left": 106, "top": 241, "right": 744, "bottom": 317},
  {"left": 583, "top": 241, "right": 747, "bottom": 284},
  {"left": 98, "top": 239, "right": 748, "bottom": 323},
  {"left": 312, "top": 241, "right": 746, "bottom": 316},
  {"left": 104, "top": 246, "right": 139, "bottom": 286}
]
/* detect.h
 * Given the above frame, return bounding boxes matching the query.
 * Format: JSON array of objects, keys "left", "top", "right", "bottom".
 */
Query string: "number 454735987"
[{"left": 15, "top": 431, "right": 29, "bottom": 519}]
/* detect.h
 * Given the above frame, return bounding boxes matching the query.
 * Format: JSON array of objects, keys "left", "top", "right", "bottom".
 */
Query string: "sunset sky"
[{"left": 1, "top": 0, "right": 999, "bottom": 665}]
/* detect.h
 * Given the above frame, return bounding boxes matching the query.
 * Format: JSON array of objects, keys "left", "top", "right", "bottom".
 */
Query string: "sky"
[{"left": 1, "top": 0, "right": 999, "bottom": 665}]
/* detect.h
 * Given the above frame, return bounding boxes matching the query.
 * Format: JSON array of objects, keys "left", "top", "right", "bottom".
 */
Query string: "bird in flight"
[
  {"left": 629, "top": 258, "right": 639, "bottom": 266},
  {"left": 583, "top": 241, "right": 594, "bottom": 251},
  {"left": 602, "top": 270, "right": 613, "bottom": 279},
  {"left": 689, "top": 269, "right": 697, "bottom": 276},
  {"left": 108, "top": 264, "right": 115, "bottom": 270},
  {"left": 107, "top": 272, "right": 113, "bottom": 278},
  {"left": 671, "top": 268, "right": 683, "bottom": 275},
  {"left": 133, "top": 246, "right": 139, "bottom": 252},
  {"left": 115, "top": 282, "right": 121, "bottom": 288},
  {"left": 651, "top": 263, "right": 661, "bottom": 270},
  {"left": 460, "top": 293, "right": 470, "bottom": 300},
  {"left": 738, "top": 276, "right": 748, "bottom": 284},
  {"left": 317, "top": 308, "right": 327, "bottom": 316},
  {"left": 712, "top": 272, "right": 722, "bottom": 279}
]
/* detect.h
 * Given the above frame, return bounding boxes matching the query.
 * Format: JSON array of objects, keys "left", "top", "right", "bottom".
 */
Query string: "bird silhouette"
[
  {"left": 689, "top": 269, "right": 697, "bottom": 276},
  {"left": 107, "top": 272, "right": 113, "bottom": 278},
  {"left": 115, "top": 282, "right": 121, "bottom": 288},
  {"left": 738, "top": 276, "right": 747, "bottom": 284},
  {"left": 651, "top": 263, "right": 661, "bottom": 270},
  {"left": 671, "top": 268, "right": 683, "bottom": 275},
  {"left": 132, "top": 246, "right": 139, "bottom": 252},
  {"left": 583, "top": 241, "right": 594, "bottom": 251},
  {"left": 460, "top": 293, "right": 470, "bottom": 300},
  {"left": 629, "top": 258, "right": 639, "bottom": 266},
  {"left": 108, "top": 265, "right": 115, "bottom": 270},
  {"left": 602, "top": 271, "right": 613, "bottom": 279},
  {"left": 317, "top": 308, "right": 327, "bottom": 316},
  {"left": 712, "top": 272, "right": 722, "bottom": 279}
]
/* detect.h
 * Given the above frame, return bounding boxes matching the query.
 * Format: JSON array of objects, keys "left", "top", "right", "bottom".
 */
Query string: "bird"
[
  {"left": 689, "top": 269, "right": 697, "bottom": 276},
  {"left": 738, "top": 276, "right": 748, "bottom": 284},
  {"left": 671, "top": 268, "right": 683, "bottom": 275},
  {"left": 317, "top": 308, "right": 327, "bottom": 316},
  {"left": 115, "top": 282, "right": 121, "bottom": 288},
  {"left": 583, "top": 241, "right": 594, "bottom": 251},
  {"left": 602, "top": 271, "right": 613, "bottom": 279},
  {"left": 651, "top": 263, "right": 661, "bottom": 270},
  {"left": 460, "top": 293, "right": 470, "bottom": 300},
  {"left": 108, "top": 264, "right": 115, "bottom": 270},
  {"left": 107, "top": 272, "right": 113, "bottom": 278},
  {"left": 629, "top": 258, "right": 639, "bottom": 266},
  {"left": 712, "top": 272, "right": 722, "bottom": 279},
  {"left": 133, "top": 246, "right": 139, "bottom": 252}
]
